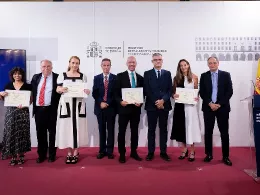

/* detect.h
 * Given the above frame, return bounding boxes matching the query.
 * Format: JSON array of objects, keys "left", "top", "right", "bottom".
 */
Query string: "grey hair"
[
  {"left": 207, "top": 56, "right": 219, "bottom": 62},
  {"left": 152, "top": 53, "right": 162, "bottom": 57},
  {"left": 40, "top": 59, "right": 53, "bottom": 65}
]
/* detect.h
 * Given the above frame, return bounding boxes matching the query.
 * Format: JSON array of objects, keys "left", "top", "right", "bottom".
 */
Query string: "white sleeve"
[
  {"left": 57, "top": 73, "right": 64, "bottom": 85},
  {"left": 82, "top": 73, "right": 87, "bottom": 83}
]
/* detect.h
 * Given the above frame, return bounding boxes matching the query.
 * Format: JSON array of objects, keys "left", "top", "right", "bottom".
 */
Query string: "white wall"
[{"left": 0, "top": 1, "right": 259, "bottom": 147}]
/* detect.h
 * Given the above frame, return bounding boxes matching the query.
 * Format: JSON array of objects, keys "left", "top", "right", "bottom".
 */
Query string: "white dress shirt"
[
  {"left": 154, "top": 68, "right": 162, "bottom": 78},
  {"left": 103, "top": 73, "right": 110, "bottom": 82}
]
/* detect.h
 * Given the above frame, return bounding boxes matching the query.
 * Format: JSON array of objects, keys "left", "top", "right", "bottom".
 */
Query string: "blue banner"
[{"left": 0, "top": 49, "right": 26, "bottom": 91}]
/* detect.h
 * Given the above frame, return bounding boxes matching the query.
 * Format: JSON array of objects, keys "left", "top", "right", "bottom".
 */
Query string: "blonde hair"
[{"left": 67, "top": 56, "right": 80, "bottom": 72}]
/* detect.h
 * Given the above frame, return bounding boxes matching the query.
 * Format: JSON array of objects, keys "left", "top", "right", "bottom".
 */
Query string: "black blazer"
[
  {"left": 92, "top": 73, "right": 117, "bottom": 115},
  {"left": 114, "top": 71, "right": 144, "bottom": 115},
  {"left": 31, "top": 72, "right": 60, "bottom": 116},
  {"left": 199, "top": 70, "right": 233, "bottom": 112},
  {"left": 143, "top": 69, "right": 173, "bottom": 111}
]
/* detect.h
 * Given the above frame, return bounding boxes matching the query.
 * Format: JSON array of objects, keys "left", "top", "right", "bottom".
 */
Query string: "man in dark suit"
[
  {"left": 114, "top": 56, "right": 143, "bottom": 163},
  {"left": 31, "top": 60, "right": 60, "bottom": 163},
  {"left": 92, "top": 58, "right": 117, "bottom": 159},
  {"left": 199, "top": 56, "right": 233, "bottom": 166},
  {"left": 144, "top": 53, "right": 172, "bottom": 161}
]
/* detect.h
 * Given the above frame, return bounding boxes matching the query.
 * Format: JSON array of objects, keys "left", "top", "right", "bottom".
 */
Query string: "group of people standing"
[{"left": 0, "top": 53, "right": 233, "bottom": 167}]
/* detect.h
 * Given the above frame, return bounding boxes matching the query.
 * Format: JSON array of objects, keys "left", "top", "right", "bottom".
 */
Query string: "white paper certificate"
[
  {"left": 175, "top": 88, "right": 199, "bottom": 105},
  {"left": 63, "top": 82, "right": 88, "bottom": 98},
  {"left": 122, "top": 88, "right": 143, "bottom": 104},
  {"left": 4, "top": 90, "right": 31, "bottom": 107}
]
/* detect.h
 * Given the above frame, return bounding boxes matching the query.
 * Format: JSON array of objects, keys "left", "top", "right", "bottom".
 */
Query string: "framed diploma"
[
  {"left": 122, "top": 88, "right": 144, "bottom": 104},
  {"left": 63, "top": 81, "right": 88, "bottom": 98},
  {"left": 4, "top": 90, "right": 31, "bottom": 107},
  {"left": 175, "top": 88, "right": 199, "bottom": 105}
]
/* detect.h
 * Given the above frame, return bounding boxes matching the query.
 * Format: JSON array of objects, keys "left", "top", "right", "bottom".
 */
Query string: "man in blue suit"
[
  {"left": 199, "top": 56, "right": 233, "bottom": 166},
  {"left": 92, "top": 58, "right": 117, "bottom": 159},
  {"left": 144, "top": 53, "right": 173, "bottom": 161}
]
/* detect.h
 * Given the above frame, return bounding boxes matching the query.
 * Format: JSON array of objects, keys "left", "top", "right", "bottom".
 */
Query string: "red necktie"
[
  {"left": 103, "top": 76, "right": 108, "bottom": 102},
  {"left": 39, "top": 77, "right": 47, "bottom": 106}
]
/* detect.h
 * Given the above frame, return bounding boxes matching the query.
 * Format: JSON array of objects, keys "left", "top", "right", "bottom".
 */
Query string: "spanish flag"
[{"left": 255, "top": 59, "right": 260, "bottom": 95}]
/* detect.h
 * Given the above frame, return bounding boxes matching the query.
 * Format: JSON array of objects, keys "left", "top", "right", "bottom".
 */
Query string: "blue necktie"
[
  {"left": 157, "top": 70, "right": 161, "bottom": 79},
  {"left": 211, "top": 72, "right": 218, "bottom": 103},
  {"left": 131, "top": 72, "right": 136, "bottom": 88}
]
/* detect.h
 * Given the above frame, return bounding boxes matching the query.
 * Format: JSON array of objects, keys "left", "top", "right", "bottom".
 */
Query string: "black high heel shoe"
[
  {"left": 17, "top": 155, "right": 25, "bottom": 165},
  {"left": 65, "top": 155, "right": 72, "bottom": 164},
  {"left": 188, "top": 152, "right": 195, "bottom": 162},
  {"left": 71, "top": 153, "right": 79, "bottom": 164},
  {"left": 178, "top": 150, "right": 188, "bottom": 160},
  {"left": 10, "top": 158, "right": 17, "bottom": 166}
]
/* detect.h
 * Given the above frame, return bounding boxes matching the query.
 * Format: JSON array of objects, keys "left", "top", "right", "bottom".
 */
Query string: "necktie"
[
  {"left": 131, "top": 72, "right": 136, "bottom": 88},
  {"left": 39, "top": 76, "right": 47, "bottom": 106},
  {"left": 103, "top": 75, "right": 108, "bottom": 101},
  {"left": 157, "top": 70, "right": 161, "bottom": 79},
  {"left": 211, "top": 72, "right": 218, "bottom": 103}
]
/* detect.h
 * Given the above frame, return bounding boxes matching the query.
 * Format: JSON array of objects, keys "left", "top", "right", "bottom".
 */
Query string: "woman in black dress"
[{"left": 0, "top": 67, "right": 32, "bottom": 166}]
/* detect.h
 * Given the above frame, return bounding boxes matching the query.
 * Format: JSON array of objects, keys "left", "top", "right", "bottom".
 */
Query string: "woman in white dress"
[
  {"left": 170, "top": 59, "right": 201, "bottom": 162},
  {"left": 56, "top": 56, "right": 90, "bottom": 164}
]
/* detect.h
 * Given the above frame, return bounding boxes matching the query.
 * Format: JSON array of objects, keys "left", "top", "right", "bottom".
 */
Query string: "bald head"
[
  {"left": 126, "top": 56, "right": 137, "bottom": 71},
  {"left": 40, "top": 59, "right": 53, "bottom": 77}
]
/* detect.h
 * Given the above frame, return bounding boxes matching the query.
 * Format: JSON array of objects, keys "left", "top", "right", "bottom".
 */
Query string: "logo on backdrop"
[
  {"left": 86, "top": 42, "right": 102, "bottom": 58},
  {"left": 195, "top": 37, "right": 260, "bottom": 61},
  {"left": 86, "top": 41, "right": 167, "bottom": 58}
]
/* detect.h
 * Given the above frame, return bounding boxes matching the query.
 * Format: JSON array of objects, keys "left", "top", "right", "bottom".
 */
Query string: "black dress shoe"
[
  {"left": 223, "top": 157, "right": 232, "bottom": 166},
  {"left": 97, "top": 153, "right": 106, "bottom": 159},
  {"left": 36, "top": 158, "right": 46, "bottom": 163},
  {"left": 107, "top": 154, "right": 115, "bottom": 159},
  {"left": 48, "top": 157, "right": 56, "bottom": 163},
  {"left": 130, "top": 153, "right": 142, "bottom": 161},
  {"left": 119, "top": 155, "right": 126, "bottom": 163},
  {"left": 203, "top": 155, "right": 213, "bottom": 162},
  {"left": 146, "top": 153, "right": 154, "bottom": 161},
  {"left": 160, "top": 153, "right": 171, "bottom": 161}
]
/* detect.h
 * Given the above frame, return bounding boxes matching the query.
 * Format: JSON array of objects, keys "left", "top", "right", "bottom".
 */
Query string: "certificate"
[
  {"left": 175, "top": 88, "right": 199, "bottom": 105},
  {"left": 63, "top": 81, "right": 88, "bottom": 98},
  {"left": 4, "top": 90, "right": 31, "bottom": 107},
  {"left": 122, "top": 88, "right": 143, "bottom": 104}
]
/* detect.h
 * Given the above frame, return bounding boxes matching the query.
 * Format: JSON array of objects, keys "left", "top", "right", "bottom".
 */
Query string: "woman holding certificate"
[
  {"left": 0, "top": 67, "right": 31, "bottom": 166},
  {"left": 170, "top": 59, "right": 201, "bottom": 161},
  {"left": 55, "top": 56, "right": 90, "bottom": 164}
]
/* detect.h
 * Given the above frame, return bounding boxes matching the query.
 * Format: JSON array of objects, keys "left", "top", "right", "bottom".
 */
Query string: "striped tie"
[
  {"left": 103, "top": 75, "right": 108, "bottom": 102},
  {"left": 39, "top": 77, "right": 47, "bottom": 106}
]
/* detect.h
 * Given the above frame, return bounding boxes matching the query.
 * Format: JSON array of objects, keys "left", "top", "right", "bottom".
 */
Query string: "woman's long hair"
[{"left": 175, "top": 59, "right": 193, "bottom": 85}]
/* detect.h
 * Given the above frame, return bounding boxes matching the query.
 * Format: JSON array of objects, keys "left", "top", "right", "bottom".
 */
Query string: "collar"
[
  {"left": 154, "top": 68, "right": 162, "bottom": 72},
  {"left": 42, "top": 72, "right": 53, "bottom": 79},
  {"left": 210, "top": 69, "right": 219, "bottom": 74},
  {"left": 127, "top": 70, "right": 136, "bottom": 74},
  {"left": 103, "top": 73, "right": 110, "bottom": 78}
]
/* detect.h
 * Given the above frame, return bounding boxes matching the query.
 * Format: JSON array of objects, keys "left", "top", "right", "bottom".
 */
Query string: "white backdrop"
[{"left": 0, "top": 2, "right": 259, "bottom": 147}]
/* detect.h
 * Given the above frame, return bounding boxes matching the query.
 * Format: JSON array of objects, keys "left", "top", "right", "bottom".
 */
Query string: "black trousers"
[
  {"left": 118, "top": 112, "right": 140, "bottom": 155},
  {"left": 96, "top": 107, "right": 116, "bottom": 155},
  {"left": 147, "top": 110, "right": 169, "bottom": 154},
  {"left": 35, "top": 106, "right": 57, "bottom": 159},
  {"left": 203, "top": 108, "right": 230, "bottom": 157}
]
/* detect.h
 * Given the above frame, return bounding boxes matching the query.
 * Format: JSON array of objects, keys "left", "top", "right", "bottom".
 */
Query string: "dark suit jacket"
[
  {"left": 144, "top": 69, "right": 173, "bottom": 111},
  {"left": 92, "top": 73, "right": 117, "bottom": 115},
  {"left": 114, "top": 71, "right": 144, "bottom": 115},
  {"left": 199, "top": 70, "right": 233, "bottom": 112},
  {"left": 31, "top": 72, "right": 60, "bottom": 117}
]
